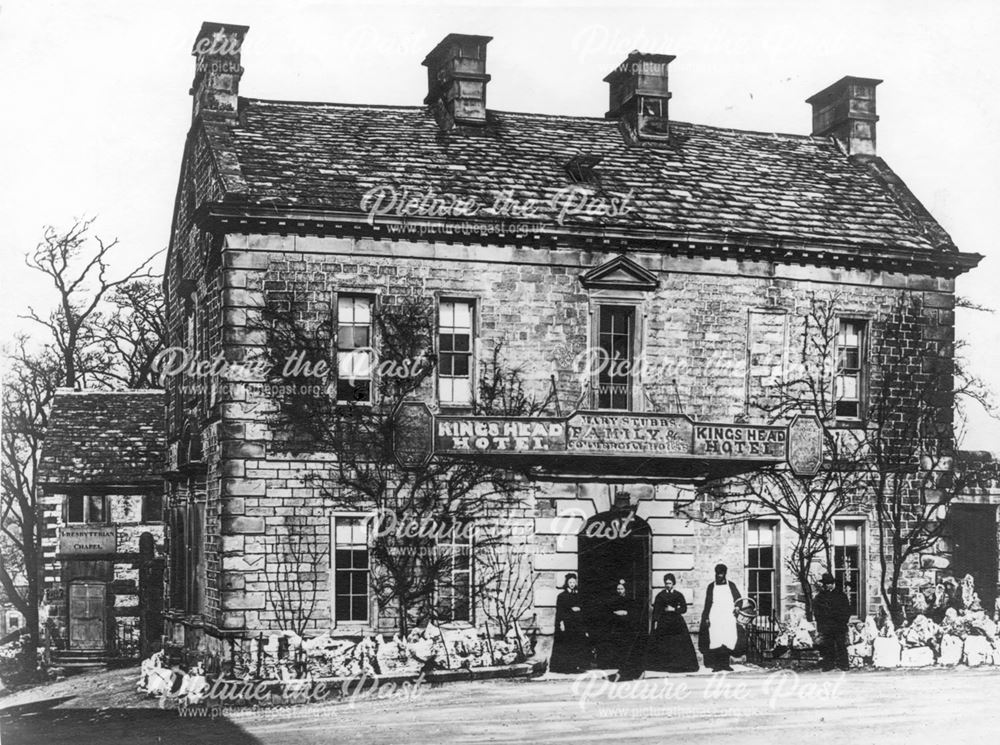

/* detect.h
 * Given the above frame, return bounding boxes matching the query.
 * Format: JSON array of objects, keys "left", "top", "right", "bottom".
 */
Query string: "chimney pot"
[
  {"left": 604, "top": 52, "right": 675, "bottom": 142},
  {"left": 806, "top": 76, "right": 882, "bottom": 156},
  {"left": 422, "top": 33, "right": 492, "bottom": 130},
  {"left": 190, "top": 22, "right": 250, "bottom": 121}
]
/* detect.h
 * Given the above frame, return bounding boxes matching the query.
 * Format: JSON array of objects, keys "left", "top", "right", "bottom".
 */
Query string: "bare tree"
[
  {"left": 475, "top": 539, "right": 537, "bottom": 638},
  {"left": 265, "top": 516, "right": 330, "bottom": 637},
  {"left": 258, "top": 294, "right": 549, "bottom": 635},
  {"left": 0, "top": 339, "right": 63, "bottom": 655},
  {"left": 21, "top": 218, "right": 161, "bottom": 388},
  {"left": 680, "top": 295, "right": 869, "bottom": 619},
  {"left": 91, "top": 279, "right": 167, "bottom": 389}
]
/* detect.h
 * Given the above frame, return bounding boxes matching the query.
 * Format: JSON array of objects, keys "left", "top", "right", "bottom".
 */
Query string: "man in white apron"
[{"left": 699, "top": 563, "right": 742, "bottom": 672}]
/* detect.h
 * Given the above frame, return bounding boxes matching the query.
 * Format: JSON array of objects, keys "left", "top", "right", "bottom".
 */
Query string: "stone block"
[
  {"left": 222, "top": 498, "right": 245, "bottom": 516},
  {"left": 222, "top": 591, "right": 266, "bottom": 610},
  {"left": 222, "top": 478, "right": 266, "bottom": 497},
  {"left": 222, "top": 516, "right": 266, "bottom": 534},
  {"left": 221, "top": 612, "right": 247, "bottom": 629}
]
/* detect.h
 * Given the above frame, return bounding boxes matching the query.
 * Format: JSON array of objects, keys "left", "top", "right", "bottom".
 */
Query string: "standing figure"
[
  {"left": 813, "top": 572, "right": 852, "bottom": 672},
  {"left": 699, "top": 563, "right": 742, "bottom": 672},
  {"left": 599, "top": 579, "right": 648, "bottom": 681},
  {"left": 596, "top": 579, "right": 633, "bottom": 669},
  {"left": 646, "top": 573, "right": 699, "bottom": 673},
  {"left": 549, "top": 573, "right": 590, "bottom": 673}
]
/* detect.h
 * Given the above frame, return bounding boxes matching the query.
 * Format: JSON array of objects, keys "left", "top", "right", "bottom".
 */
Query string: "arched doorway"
[{"left": 577, "top": 510, "right": 652, "bottom": 630}]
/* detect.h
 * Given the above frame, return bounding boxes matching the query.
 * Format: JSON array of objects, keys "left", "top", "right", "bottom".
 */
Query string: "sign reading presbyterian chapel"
[{"left": 57, "top": 525, "right": 116, "bottom": 555}]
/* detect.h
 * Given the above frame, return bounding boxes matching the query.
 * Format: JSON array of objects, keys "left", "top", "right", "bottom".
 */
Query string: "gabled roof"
[
  {"left": 37, "top": 390, "right": 165, "bottom": 488},
  {"left": 193, "top": 99, "right": 967, "bottom": 260}
]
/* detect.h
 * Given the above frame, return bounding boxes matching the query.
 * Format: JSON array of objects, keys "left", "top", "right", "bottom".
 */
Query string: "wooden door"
[{"left": 69, "top": 582, "right": 106, "bottom": 650}]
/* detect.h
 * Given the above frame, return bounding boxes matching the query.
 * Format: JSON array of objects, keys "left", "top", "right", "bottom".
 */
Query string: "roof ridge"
[{"left": 238, "top": 97, "right": 821, "bottom": 140}]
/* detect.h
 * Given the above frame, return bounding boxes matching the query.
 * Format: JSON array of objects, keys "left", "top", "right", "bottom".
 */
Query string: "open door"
[
  {"left": 949, "top": 505, "right": 998, "bottom": 614},
  {"left": 577, "top": 510, "right": 652, "bottom": 630}
]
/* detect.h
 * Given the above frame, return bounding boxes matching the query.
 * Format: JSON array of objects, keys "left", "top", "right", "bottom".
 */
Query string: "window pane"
[
  {"left": 335, "top": 596, "right": 351, "bottom": 621},
  {"left": 351, "top": 571, "right": 367, "bottom": 594},
  {"left": 451, "top": 378, "right": 471, "bottom": 403},
  {"left": 352, "top": 597, "right": 368, "bottom": 621},
  {"left": 89, "top": 495, "right": 105, "bottom": 523},
  {"left": 440, "top": 302, "right": 454, "bottom": 328},
  {"left": 68, "top": 495, "right": 84, "bottom": 523},
  {"left": 338, "top": 297, "right": 354, "bottom": 322},
  {"left": 453, "top": 302, "right": 471, "bottom": 329},
  {"left": 440, "top": 378, "right": 454, "bottom": 402},
  {"left": 353, "top": 298, "right": 371, "bottom": 324}
]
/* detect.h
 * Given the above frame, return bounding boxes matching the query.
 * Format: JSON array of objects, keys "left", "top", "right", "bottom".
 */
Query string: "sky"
[{"left": 1, "top": 0, "right": 999, "bottom": 448}]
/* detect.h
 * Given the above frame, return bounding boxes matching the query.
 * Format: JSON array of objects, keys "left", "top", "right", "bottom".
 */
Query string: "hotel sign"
[
  {"left": 566, "top": 412, "right": 692, "bottom": 455},
  {"left": 58, "top": 525, "right": 116, "bottom": 555},
  {"left": 692, "top": 423, "right": 787, "bottom": 459},
  {"left": 396, "top": 402, "right": 823, "bottom": 476}
]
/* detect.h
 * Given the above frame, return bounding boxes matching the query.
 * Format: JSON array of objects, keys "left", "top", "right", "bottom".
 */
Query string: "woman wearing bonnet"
[{"left": 646, "top": 573, "right": 699, "bottom": 673}]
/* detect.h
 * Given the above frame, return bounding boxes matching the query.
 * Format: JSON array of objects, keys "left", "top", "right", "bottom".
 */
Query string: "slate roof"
[
  {"left": 198, "top": 100, "right": 958, "bottom": 254},
  {"left": 37, "top": 390, "right": 165, "bottom": 487}
]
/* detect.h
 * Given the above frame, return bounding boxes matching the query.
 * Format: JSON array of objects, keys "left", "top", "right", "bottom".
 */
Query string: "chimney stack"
[
  {"left": 190, "top": 22, "right": 249, "bottom": 121},
  {"left": 604, "top": 52, "right": 675, "bottom": 141},
  {"left": 422, "top": 34, "right": 492, "bottom": 130},
  {"left": 806, "top": 76, "right": 882, "bottom": 157}
]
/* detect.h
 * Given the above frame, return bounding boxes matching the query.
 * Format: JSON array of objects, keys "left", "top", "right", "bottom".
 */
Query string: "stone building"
[
  {"left": 37, "top": 390, "right": 166, "bottom": 664},
  {"left": 162, "top": 22, "right": 983, "bottom": 663}
]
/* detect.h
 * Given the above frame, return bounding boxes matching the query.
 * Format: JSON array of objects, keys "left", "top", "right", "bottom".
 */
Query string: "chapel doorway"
[{"left": 69, "top": 581, "right": 106, "bottom": 651}]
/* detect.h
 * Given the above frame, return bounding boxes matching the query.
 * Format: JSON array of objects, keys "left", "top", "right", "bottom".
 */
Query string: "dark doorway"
[
  {"left": 949, "top": 505, "right": 998, "bottom": 613},
  {"left": 577, "top": 510, "right": 652, "bottom": 630}
]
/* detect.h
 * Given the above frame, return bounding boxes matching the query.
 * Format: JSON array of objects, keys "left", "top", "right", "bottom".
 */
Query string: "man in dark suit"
[{"left": 813, "top": 572, "right": 852, "bottom": 672}]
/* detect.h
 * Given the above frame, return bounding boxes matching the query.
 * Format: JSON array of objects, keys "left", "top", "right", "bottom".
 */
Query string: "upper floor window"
[
  {"left": 439, "top": 300, "right": 474, "bottom": 405},
  {"left": 336, "top": 295, "right": 373, "bottom": 404},
  {"left": 66, "top": 495, "right": 106, "bottom": 524},
  {"left": 597, "top": 305, "right": 635, "bottom": 410},
  {"left": 835, "top": 319, "right": 866, "bottom": 420}
]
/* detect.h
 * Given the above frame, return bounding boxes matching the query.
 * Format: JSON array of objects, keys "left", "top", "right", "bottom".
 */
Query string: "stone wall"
[{"left": 158, "top": 229, "right": 956, "bottom": 652}]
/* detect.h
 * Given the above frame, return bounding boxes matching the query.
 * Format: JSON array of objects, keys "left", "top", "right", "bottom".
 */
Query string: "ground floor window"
[
  {"left": 833, "top": 521, "right": 865, "bottom": 616},
  {"left": 333, "top": 515, "right": 370, "bottom": 623},
  {"left": 435, "top": 525, "right": 473, "bottom": 622},
  {"left": 747, "top": 520, "right": 778, "bottom": 617}
]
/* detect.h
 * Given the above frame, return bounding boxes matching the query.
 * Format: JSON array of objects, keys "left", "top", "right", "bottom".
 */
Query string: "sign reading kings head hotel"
[{"left": 400, "top": 403, "right": 822, "bottom": 476}]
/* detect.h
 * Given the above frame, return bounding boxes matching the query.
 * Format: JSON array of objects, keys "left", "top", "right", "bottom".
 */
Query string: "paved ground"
[{"left": 2, "top": 664, "right": 998, "bottom": 744}]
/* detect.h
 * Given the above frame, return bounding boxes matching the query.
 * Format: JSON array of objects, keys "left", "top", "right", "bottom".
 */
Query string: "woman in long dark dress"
[
  {"left": 646, "top": 573, "right": 699, "bottom": 673},
  {"left": 549, "top": 573, "right": 590, "bottom": 673},
  {"left": 595, "top": 580, "right": 647, "bottom": 680}
]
